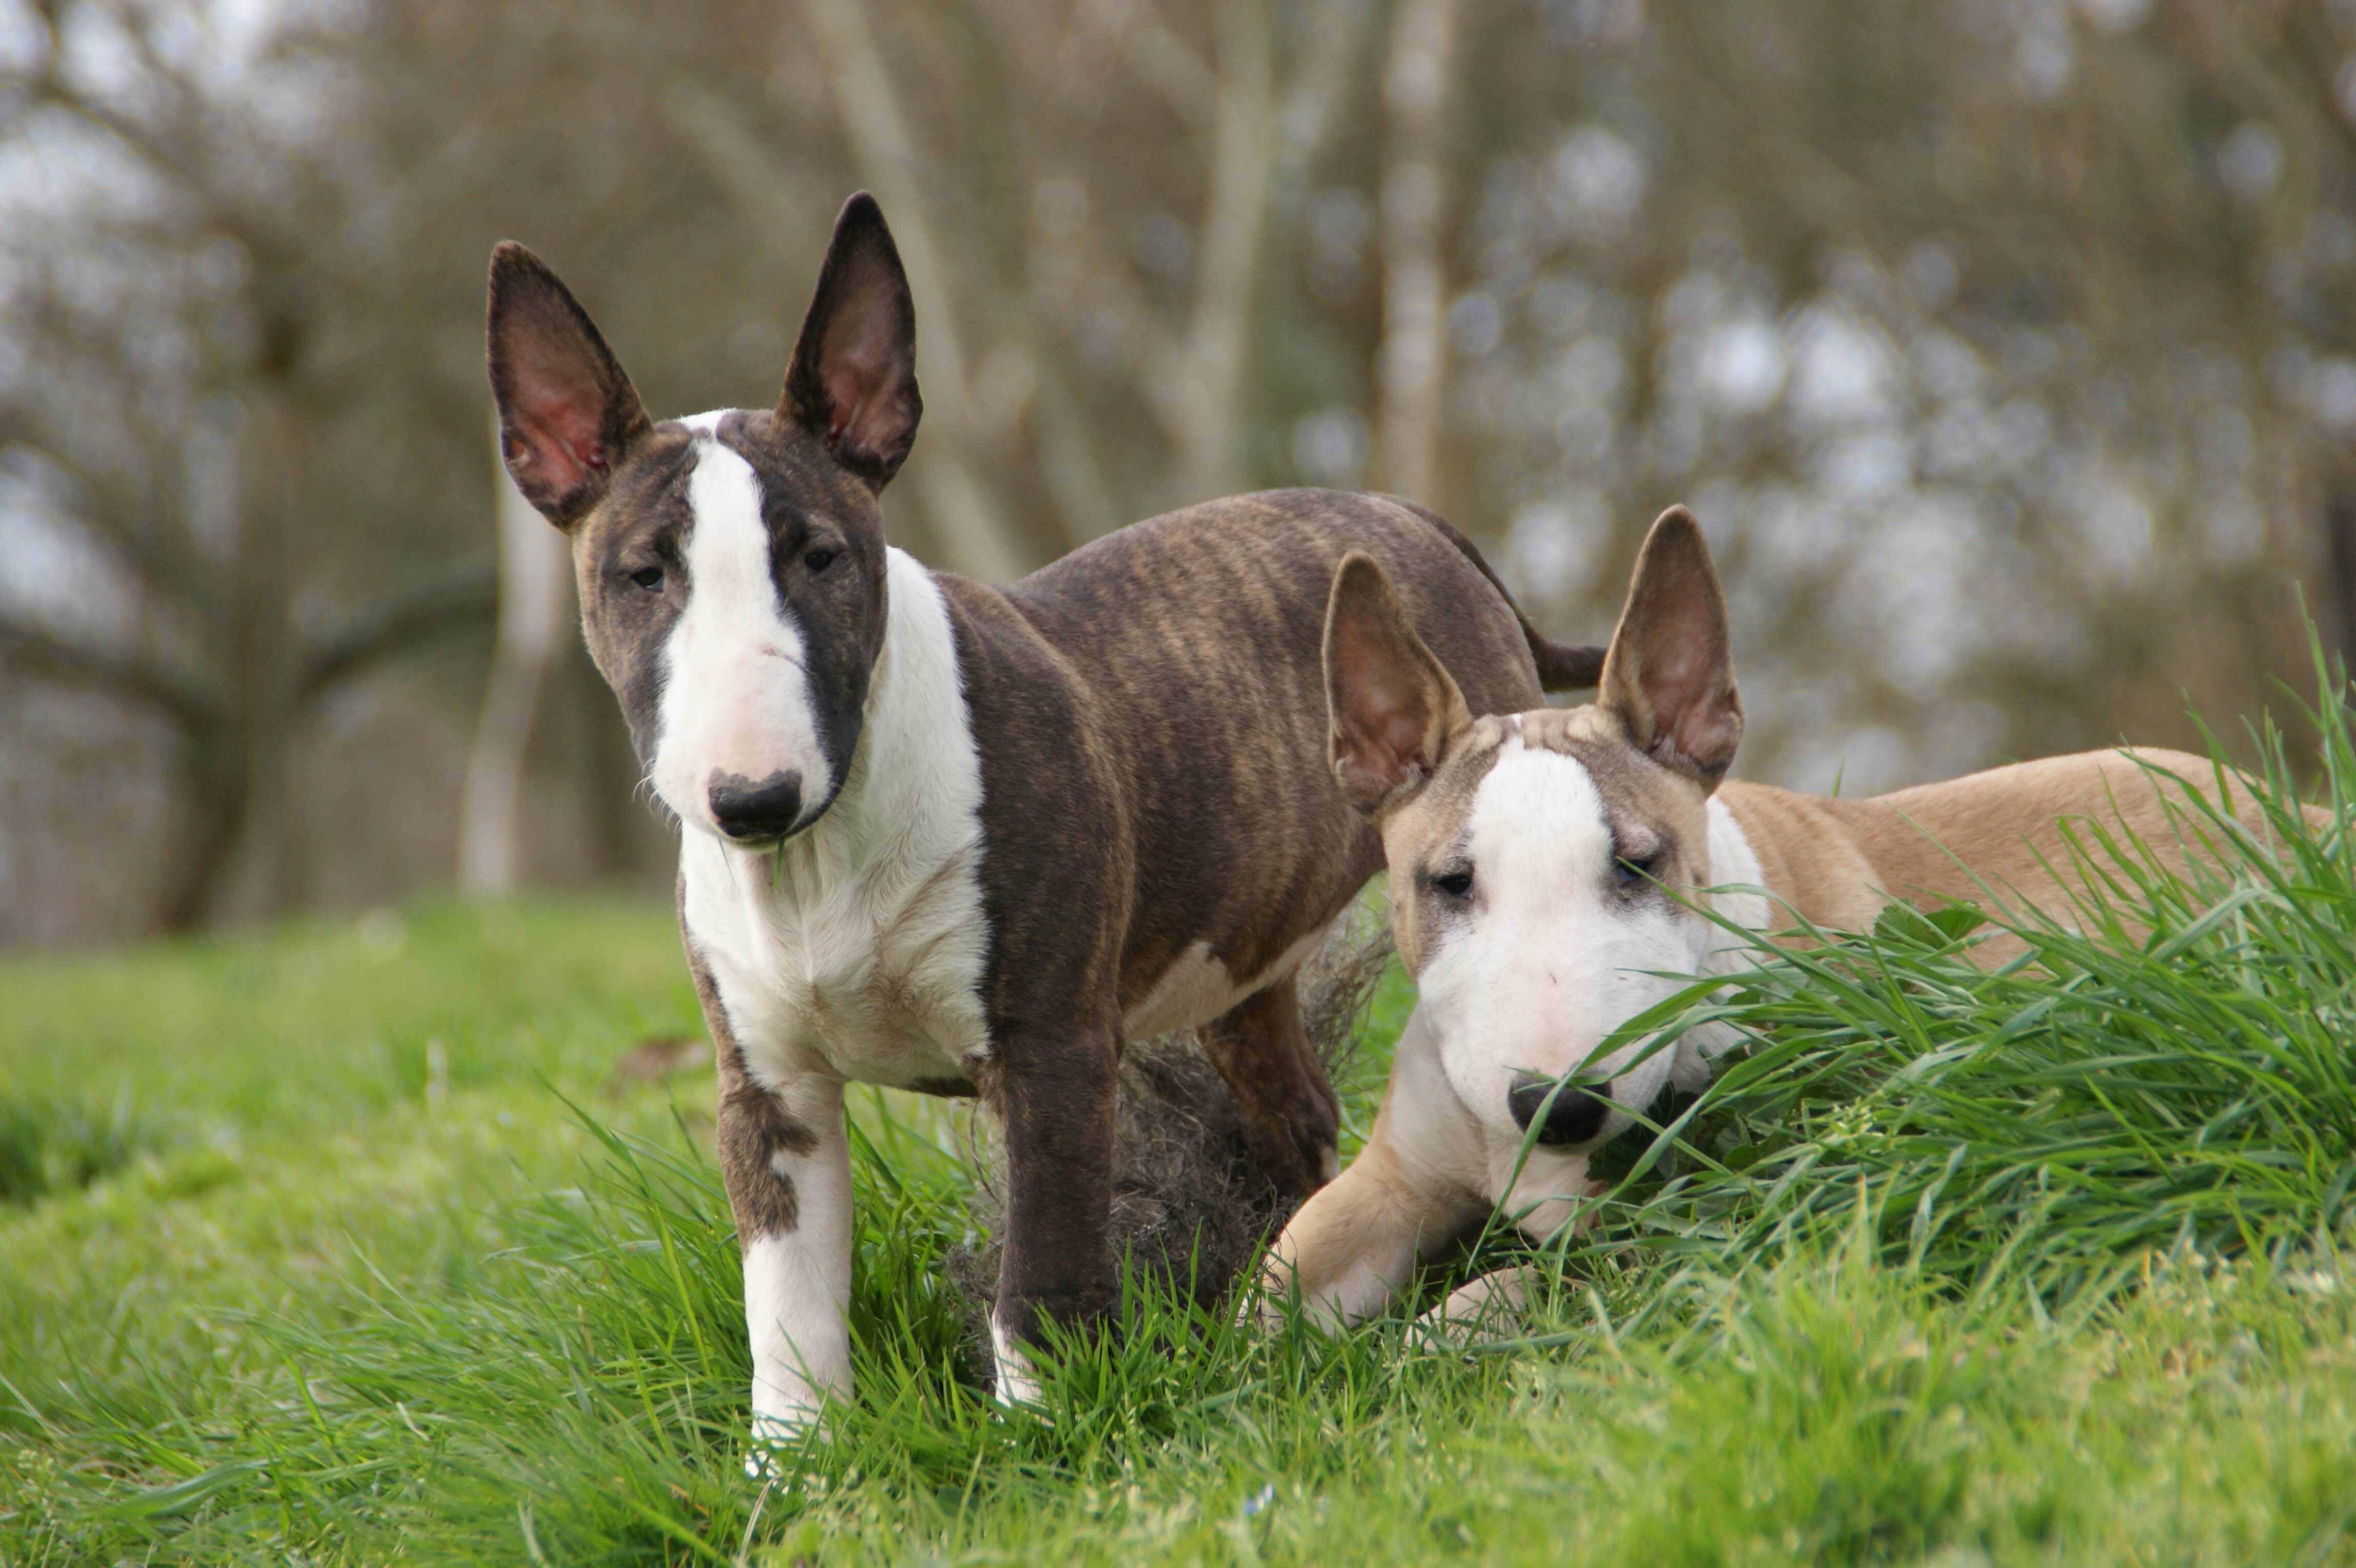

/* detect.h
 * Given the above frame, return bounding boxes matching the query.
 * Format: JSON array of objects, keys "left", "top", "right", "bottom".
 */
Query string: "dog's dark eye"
[
  {"left": 803, "top": 548, "right": 836, "bottom": 574},
  {"left": 1432, "top": 869, "right": 1474, "bottom": 899},
  {"left": 627, "top": 565, "right": 664, "bottom": 592},
  {"left": 1616, "top": 851, "right": 1660, "bottom": 888}
]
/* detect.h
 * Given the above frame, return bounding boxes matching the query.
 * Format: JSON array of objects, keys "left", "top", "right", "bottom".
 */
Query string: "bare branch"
[
  {"left": 800, "top": 0, "right": 1039, "bottom": 579},
  {"left": 659, "top": 80, "right": 825, "bottom": 259},
  {"left": 1375, "top": 0, "right": 1461, "bottom": 504},
  {"left": 1087, "top": 0, "right": 1217, "bottom": 129},
  {"left": 23, "top": 4, "right": 304, "bottom": 275},
  {"left": 1269, "top": 0, "right": 1377, "bottom": 206},
  {"left": 293, "top": 555, "right": 498, "bottom": 705},
  {"left": 0, "top": 415, "right": 214, "bottom": 620},
  {"left": 1031, "top": 358, "right": 1122, "bottom": 541},
  {"left": 1168, "top": 0, "right": 1274, "bottom": 503},
  {"left": 0, "top": 614, "right": 222, "bottom": 731}
]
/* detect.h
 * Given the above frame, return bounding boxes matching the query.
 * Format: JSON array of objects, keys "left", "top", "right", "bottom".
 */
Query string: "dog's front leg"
[
  {"left": 1258, "top": 1009, "right": 1485, "bottom": 1329},
  {"left": 716, "top": 1053, "right": 852, "bottom": 1456},
  {"left": 988, "top": 1027, "right": 1118, "bottom": 1407},
  {"left": 1258, "top": 1133, "right": 1479, "bottom": 1330}
]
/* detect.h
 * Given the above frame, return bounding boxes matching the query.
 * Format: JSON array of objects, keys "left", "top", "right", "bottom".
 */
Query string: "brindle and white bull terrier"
[
  {"left": 484, "top": 192, "right": 1605, "bottom": 1453},
  {"left": 1264, "top": 504, "right": 2310, "bottom": 1331}
]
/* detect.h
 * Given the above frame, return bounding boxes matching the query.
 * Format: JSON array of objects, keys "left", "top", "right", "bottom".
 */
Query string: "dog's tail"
[
  {"left": 1392, "top": 497, "right": 1607, "bottom": 691},
  {"left": 1522, "top": 625, "right": 1609, "bottom": 691}
]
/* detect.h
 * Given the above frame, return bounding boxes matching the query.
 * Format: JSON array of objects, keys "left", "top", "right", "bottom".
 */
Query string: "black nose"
[
  {"left": 708, "top": 771, "right": 803, "bottom": 840},
  {"left": 1506, "top": 1075, "right": 1610, "bottom": 1147}
]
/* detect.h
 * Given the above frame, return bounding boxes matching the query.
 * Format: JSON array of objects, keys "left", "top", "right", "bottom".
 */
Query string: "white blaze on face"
[
  {"left": 1419, "top": 738, "right": 1714, "bottom": 1145},
  {"left": 651, "top": 428, "right": 835, "bottom": 839}
]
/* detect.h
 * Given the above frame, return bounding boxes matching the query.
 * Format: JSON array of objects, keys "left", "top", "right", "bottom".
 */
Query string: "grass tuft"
[
  {"left": 5, "top": 661, "right": 2356, "bottom": 1561},
  {"left": 1528, "top": 652, "right": 2356, "bottom": 1321},
  {"left": 0, "top": 1087, "right": 168, "bottom": 1205}
]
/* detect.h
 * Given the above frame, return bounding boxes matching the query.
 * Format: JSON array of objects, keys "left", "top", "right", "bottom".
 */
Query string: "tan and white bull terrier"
[
  {"left": 484, "top": 192, "right": 1606, "bottom": 1456},
  {"left": 1265, "top": 504, "right": 2307, "bottom": 1331}
]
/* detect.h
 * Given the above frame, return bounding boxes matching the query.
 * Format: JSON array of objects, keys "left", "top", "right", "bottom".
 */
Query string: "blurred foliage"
[{"left": 4, "top": 0, "right": 2355, "bottom": 942}]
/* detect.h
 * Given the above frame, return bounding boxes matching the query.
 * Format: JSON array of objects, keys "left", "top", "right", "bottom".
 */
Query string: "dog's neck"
[
  {"left": 707, "top": 548, "right": 983, "bottom": 909},
  {"left": 1705, "top": 779, "right": 1932, "bottom": 941},
  {"left": 1699, "top": 794, "right": 1774, "bottom": 973}
]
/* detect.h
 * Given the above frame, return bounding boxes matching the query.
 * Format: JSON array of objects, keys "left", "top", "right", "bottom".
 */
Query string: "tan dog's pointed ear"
[
  {"left": 1599, "top": 507, "right": 1744, "bottom": 788},
  {"left": 1324, "top": 553, "right": 1472, "bottom": 814}
]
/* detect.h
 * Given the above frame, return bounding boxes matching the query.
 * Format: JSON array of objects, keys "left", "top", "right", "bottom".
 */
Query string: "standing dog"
[
  {"left": 1266, "top": 505, "right": 2304, "bottom": 1329},
  {"left": 484, "top": 193, "right": 1604, "bottom": 1448}
]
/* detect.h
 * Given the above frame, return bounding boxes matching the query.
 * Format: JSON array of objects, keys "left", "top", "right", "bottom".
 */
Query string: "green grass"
[{"left": 4, "top": 691, "right": 2356, "bottom": 1563}]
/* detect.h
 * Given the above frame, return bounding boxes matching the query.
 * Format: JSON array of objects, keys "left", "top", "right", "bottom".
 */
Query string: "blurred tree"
[
  {"left": 0, "top": 0, "right": 497, "bottom": 930},
  {"left": 456, "top": 421, "right": 570, "bottom": 897},
  {"left": 6, "top": 0, "right": 2355, "bottom": 945}
]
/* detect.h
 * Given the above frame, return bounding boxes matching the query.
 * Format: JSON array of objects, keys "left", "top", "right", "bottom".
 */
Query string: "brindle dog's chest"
[{"left": 680, "top": 834, "right": 991, "bottom": 1092}]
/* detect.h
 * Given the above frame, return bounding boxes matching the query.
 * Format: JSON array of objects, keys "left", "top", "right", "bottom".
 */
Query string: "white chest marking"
[{"left": 681, "top": 549, "right": 991, "bottom": 1089}]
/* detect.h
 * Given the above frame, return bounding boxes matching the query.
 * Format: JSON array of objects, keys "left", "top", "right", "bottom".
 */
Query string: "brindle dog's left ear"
[
  {"left": 781, "top": 192, "right": 922, "bottom": 490},
  {"left": 1324, "top": 553, "right": 1474, "bottom": 814},
  {"left": 1598, "top": 506, "right": 1744, "bottom": 788}
]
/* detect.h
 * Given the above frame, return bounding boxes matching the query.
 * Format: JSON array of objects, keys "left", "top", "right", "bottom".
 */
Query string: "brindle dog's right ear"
[
  {"left": 1323, "top": 553, "right": 1474, "bottom": 815},
  {"left": 485, "top": 243, "right": 652, "bottom": 530},
  {"left": 781, "top": 192, "right": 922, "bottom": 491}
]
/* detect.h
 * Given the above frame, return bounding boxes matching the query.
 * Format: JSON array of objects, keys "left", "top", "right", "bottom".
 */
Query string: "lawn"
[{"left": 4, "top": 708, "right": 2355, "bottom": 1564}]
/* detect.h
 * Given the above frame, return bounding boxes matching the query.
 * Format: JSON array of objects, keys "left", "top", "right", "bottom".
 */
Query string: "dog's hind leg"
[
  {"left": 989, "top": 1024, "right": 1122, "bottom": 1407},
  {"left": 1199, "top": 972, "right": 1341, "bottom": 1199}
]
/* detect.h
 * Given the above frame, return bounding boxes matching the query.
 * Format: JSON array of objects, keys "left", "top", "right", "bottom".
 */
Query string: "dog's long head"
[
  {"left": 1323, "top": 507, "right": 1745, "bottom": 1152},
  {"left": 485, "top": 193, "right": 919, "bottom": 846}
]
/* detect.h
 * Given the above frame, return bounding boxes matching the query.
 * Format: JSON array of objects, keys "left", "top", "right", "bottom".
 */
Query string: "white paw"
[
  {"left": 1411, "top": 1265, "right": 1534, "bottom": 1348},
  {"left": 743, "top": 1406, "right": 821, "bottom": 1480},
  {"left": 1242, "top": 1258, "right": 1303, "bottom": 1332},
  {"left": 989, "top": 1318, "right": 1046, "bottom": 1409}
]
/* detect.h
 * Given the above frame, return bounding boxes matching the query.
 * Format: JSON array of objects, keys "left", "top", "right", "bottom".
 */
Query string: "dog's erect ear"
[
  {"left": 1598, "top": 507, "right": 1744, "bottom": 788},
  {"left": 1324, "top": 553, "right": 1474, "bottom": 814},
  {"left": 486, "top": 243, "right": 652, "bottom": 530},
  {"left": 781, "top": 192, "right": 921, "bottom": 490}
]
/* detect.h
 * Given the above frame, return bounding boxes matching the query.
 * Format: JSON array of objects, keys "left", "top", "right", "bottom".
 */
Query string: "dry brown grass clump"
[{"left": 947, "top": 912, "right": 1392, "bottom": 1344}]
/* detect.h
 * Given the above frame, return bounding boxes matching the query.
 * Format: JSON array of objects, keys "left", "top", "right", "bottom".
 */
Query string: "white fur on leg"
[
  {"left": 989, "top": 1316, "right": 1046, "bottom": 1410},
  {"left": 742, "top": 1229, "right": 849, "bottom": 1472},
  {"left": 1291, "top": 1245, "right": 1421, "bottom": 1333},
  {"left": 742, "top": 1114, "right": 853, "bottom": 1472},
  {"left": 1413, "top": 1265, "right": 1535, "bottom": 1347}
]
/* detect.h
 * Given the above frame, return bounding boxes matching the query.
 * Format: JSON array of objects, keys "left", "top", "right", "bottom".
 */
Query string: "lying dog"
[
  {"left": 1265, "top": 504, "right": 2301, "bottom": 1329},
  {"left": 484, "top": 192, "right": 1604, "bottom": 1448}
]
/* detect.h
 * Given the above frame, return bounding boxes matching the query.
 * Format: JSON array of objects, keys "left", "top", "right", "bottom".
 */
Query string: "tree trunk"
[
  {"left": 1375, "top": 0, "right": 1461, "bottom": 507},
  {"left": 153, "top": 737, "right": 248, "bottom": 934},
  {"left": 458, "top": 417, "right": 573, "bottom": 895},
  {"left": 1169, "top": 0, "right": 1275, "bottom": 505},
  {"left": 203, "top": 390, "right": 303, "bottom": 926},
  {"left": 800, "top": 0, "right": 1044, "bottom": 581}
]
